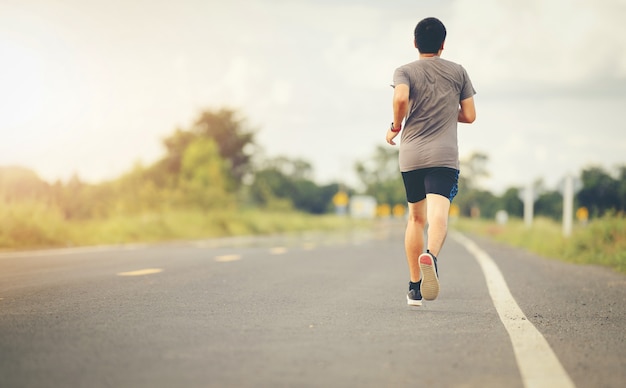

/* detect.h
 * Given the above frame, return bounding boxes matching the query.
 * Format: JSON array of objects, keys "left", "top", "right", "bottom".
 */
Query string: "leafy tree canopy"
[{"left": 160, "top": 108, "right": 256, "bottom": 188}]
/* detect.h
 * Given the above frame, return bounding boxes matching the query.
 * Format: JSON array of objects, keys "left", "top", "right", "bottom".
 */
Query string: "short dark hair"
[{"left": 414, "top": 17, "right": 447, "bottom": 54}]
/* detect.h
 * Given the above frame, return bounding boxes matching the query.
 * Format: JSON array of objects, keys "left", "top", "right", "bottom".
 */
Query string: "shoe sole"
[
  {"left": 419, "top": 253, "right": 439, "bottom": 301},
  {"left": 406, "top": 294, "right": 422, "bottom": 306}
]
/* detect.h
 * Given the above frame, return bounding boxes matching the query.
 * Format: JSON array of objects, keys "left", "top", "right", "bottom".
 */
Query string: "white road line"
[{"left": 452, "top": 232, "right": 576, "bottom": 388}]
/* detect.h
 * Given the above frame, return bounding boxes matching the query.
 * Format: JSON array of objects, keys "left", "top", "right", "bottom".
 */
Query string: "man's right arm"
[
  {"left": 458, "top": 97, "right": 476, "bottom": 123},
  {"left": 386, "top": 83, "right": 409, "bottom": 146},
  {"left": 393, "top": 84, "right": 410, "bottom": 125}
]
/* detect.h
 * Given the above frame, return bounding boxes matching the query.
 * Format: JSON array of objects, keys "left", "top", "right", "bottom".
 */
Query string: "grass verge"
[
  {"left": 452, "top": 214, "right": 626, "bottom": 274},
  {"left": 0, "top": 203, "right": 371, "bottom": 252}
]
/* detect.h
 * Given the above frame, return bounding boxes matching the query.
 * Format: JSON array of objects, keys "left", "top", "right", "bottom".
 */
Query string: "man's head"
[{"left": 414, "top": 17, "right": 446, "bottom": 54}]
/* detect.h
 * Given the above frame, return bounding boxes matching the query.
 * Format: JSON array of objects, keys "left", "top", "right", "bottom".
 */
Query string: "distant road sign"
[
  {"left": 393, "top": 204, "right": 406, "bottom": 218},
  {"left": 576, "top": 207, "right": 589, "bottom": 223},
  {"left": 377, "top": 204, "right": 391, "bottom": 218},
  {"left": 349, "top": 195, "right": 377, "bottom": 219},
  {"left": 332, "top": 191, "right": 349, "bottom": 207},
  {"left": 449, "top": 204, "right": 460, "bottom": 218}
]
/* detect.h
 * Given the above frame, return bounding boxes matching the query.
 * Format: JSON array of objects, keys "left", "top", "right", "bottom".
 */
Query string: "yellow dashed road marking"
[
  {"left": 117, "top": 268, "right": 163, "bottom": 277},
  {"left": 215, "top": 254, "right": 241, "bottom": 262},
  {"left": 302, "top": 242, "right": 316, "bottom": 250},
  {"left": 270, "top": 247, "right": 287, "bottom": 255}
]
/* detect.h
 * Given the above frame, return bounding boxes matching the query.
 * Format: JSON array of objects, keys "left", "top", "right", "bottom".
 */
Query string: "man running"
[{"left": 386, "top": 17, "right": 476, "bottom": 306}]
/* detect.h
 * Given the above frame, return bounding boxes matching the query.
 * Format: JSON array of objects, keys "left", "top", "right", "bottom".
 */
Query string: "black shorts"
[{"left": 401, "top": 167, "right": 459, "bottom": 203}]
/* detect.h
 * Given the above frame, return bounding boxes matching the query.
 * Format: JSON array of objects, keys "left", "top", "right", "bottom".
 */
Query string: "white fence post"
[
  {"left": 563, "top": 174, "right": 574, "bottom": 237},
  {"left": 524, "top": 184, "right": 534, "bottom": 228}
]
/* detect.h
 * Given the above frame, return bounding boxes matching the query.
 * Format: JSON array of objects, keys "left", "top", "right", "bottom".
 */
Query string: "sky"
[{"left": 1, "top": 0, "right": 625, "bottom": 194}]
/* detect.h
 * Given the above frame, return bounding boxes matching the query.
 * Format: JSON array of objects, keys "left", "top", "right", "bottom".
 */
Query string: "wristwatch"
[{"left": 390, "top": 122, "right": 401, "bottom": 132}]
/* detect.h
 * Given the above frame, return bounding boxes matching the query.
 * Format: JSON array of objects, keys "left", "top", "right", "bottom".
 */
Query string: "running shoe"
[
  {"left": 419, "top": 251, "right": 439, "bottom": 300},
  {"left": 407, "top": 288, "right": 422, "bottom": 306}
]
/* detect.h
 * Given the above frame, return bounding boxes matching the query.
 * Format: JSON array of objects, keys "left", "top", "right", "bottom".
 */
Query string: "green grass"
[
  {"left": 0, "top": 203, "right": 371, "bottom": 252},
  {"left": 453, "top": 214, "right": 626, "bottom": 274}
]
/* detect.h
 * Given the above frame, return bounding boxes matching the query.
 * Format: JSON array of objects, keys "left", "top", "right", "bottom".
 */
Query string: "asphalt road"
[{"left": 1, "top": 220, "right": 624, "bottom": 388}]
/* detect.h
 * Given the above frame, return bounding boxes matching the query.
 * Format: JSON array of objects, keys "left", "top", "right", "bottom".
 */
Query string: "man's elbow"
[
  {"left": 459, "top": 111, "right": 476, "bottom": 124},
  {"left": 459, "top": 97, "right": 476, "bottom": 123},
  {"left": 393, "top": 95, "right": 409, "bottom": 109}
]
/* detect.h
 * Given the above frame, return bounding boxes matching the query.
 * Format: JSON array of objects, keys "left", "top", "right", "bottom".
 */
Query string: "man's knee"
[
  {"left": 429, "top": 214, "right": 448, "bottom": 230},
  {"left": 408, "top": 212, "right": 427, "bottom": 228},
  {"left": 407, "top": 200, "right": 427, "bottom": 227}
]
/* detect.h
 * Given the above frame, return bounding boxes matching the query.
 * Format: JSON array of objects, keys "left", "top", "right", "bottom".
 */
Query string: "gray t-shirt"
[{"left": 393, "top": 56, "right": 475, "bottom": 171}]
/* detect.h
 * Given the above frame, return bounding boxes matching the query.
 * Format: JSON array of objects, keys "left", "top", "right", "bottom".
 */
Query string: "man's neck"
[{"left": 419, "top": 51, "right": 442, "bottom": 59}]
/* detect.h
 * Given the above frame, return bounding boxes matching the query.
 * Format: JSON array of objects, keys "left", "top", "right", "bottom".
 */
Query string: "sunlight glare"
[{"left": 0, "top": 41, "right": 44, "bottom": 127}]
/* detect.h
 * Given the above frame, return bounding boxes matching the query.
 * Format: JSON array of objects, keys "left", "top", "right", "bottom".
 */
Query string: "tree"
[
  {"left": 535, "top": 190, "right": 563, "bottom": 220},
  {"left": 291, "top": 180, "right": 338, "bottom": 214},
  {"left": 57, "top": 173, "right": 99, "bottom": 220},
  {"left": 112, "top": 162, "right": 170, "bottom": 215},
  {"left": 178, "top": 138, "right": 234, "bottom": 209},
  {"left": 499, "top": 187, "right": 523, "bottom": 218},
  {"left": 156, "top": 108, "right": 256, "bottom": 190},
  {"left": 159, "top": 128, "right": 198, "bottom": 185},
  {"left": 248, "top": 156, "right": 335, "bottom": 213},
  {"left": 455, "top": 152, "right": 491, "bottom": 217},
  {"left": 248, "top": 167, "right": 294, "bottom": 210},
  {"left": 456, "top": 189, "right": 499, "bottom": 218},
  {"left": 459, "top": 152, "right": 489, "bottom": 191},
  {"left": 616, "top": 165, "right": 626, "bottom": 212},
  {"left": 0, "top": 166, "right": 49, "bottom": 202},
  {"left": 577, "top": 166, "right": 621, "bottom": 217},
  {"left": 192, "top": 109, "right": 256, "bottom": 187},
  {"left": 354, "top": 146, "right": 405, "bottom": 205}
]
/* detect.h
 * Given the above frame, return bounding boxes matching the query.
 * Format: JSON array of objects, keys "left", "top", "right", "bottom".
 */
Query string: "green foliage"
[
  {"left": 0, "top": 166, "right": 49, "bottom": 201},
  {"left": 249, "top": 157, "right": 338, "bottom": 214},
  {"left": 0, "top": 201, "right": 69, "bottom": 249},
  {"left": 455, "top": 152, "right": 496, "bottom": 217},
  {"left": 106, "top": 110, "right": 251, "bottom": 215},
  {"left": 458, "top": 151, "right": 489, "bottom": 191},
  {"left": 535, "top": 190, "right": 563, "bottom": 220},
  {"left": 160, "top": 128, "right": 198, "bottom": 183},
  {"left": 291, "top": 180, "right": 339, "bottom": 214},
  {"left": 159, "top": 108, "right": 255, "bottom": 189},
  {"left": 455, "top": 189, "right": 499, "bottom": 218},
  {"left": 454, "top": 157, "right": 626, "bottom": 221},
  {"left": 112, "top": 163, "right": 168, "bottom": 215},
  {"left": 355, "top": 146, "right": 405, "bottom": 205},
  {"left": 499, "top": 187, "right": 523, "bottom": 218},
  {"left": 178, "top": 138, "right": 234, "bottom": 209},
  {"left": 578, "top": 166, "right": 624, "bottom": 216},
  {"left": 192, "top": 109, "right": 256, "bottom": 187}
]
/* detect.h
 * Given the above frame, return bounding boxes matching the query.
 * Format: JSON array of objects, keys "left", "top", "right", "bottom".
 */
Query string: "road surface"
[{"left": 1, "top": 220, "right": 624, "bottom": 387}]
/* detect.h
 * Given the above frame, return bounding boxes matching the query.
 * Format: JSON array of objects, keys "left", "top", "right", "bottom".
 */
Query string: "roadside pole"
[
  {"left": 562, "top": 174, "right": 574, "bottom": 237},
  {"left": 524, "top": 184, "right": 534, "bottom": 228}
]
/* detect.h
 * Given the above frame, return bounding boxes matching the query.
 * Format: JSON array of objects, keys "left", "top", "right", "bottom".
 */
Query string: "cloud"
[{"left": 447, "top": 0, "right": 626, "bottom": 92}]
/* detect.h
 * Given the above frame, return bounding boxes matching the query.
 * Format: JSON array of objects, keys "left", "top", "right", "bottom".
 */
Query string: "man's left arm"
[{"left": 458, "top": 96, "right": 476, "bottom": 123}]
